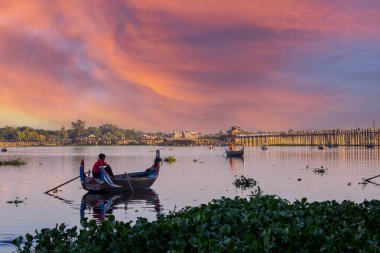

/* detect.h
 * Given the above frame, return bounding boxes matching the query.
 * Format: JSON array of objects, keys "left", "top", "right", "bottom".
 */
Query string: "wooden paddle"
[{"left": 44, "top": 176, "right": 80, "bottom": 194}]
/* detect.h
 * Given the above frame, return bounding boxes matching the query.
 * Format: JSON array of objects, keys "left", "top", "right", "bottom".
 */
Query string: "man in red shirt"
[{"left": 92, "top": 153, "right": 114, "bottom": 178}]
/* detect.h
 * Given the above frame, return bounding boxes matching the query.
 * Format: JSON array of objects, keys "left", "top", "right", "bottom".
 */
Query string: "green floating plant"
[
  {"left": 164, "top": 156, "right": 177, "bottom": 163},
  {"left": 233, "top": 175, "right": 257, "bottom": 189},
  {"left": 0, "top": 158, "right": 26, "bottom": 166},
  {"left": 313, "top": 166, "right": 328, "bottom": 175},
  {"left": 13, "top": 195, "right": 380, "bottom": 253}
]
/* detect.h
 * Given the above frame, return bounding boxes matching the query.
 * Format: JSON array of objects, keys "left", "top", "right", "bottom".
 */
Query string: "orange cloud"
[{"left": 1, "top": 0, "right": 380, "bottom": 132}]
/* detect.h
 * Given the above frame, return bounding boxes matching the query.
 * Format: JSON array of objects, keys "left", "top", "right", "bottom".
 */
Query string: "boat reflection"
[
  {"left": 228, "top": 156, "right": 245, "bottom": 174},
  {"left": 80, "top": 189, "right": 161, "bottom": 223}
]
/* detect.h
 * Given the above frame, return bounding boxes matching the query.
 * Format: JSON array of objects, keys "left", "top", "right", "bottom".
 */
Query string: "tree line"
[{"left": 0, "top": 120, "right": 167, "bottom": 141}]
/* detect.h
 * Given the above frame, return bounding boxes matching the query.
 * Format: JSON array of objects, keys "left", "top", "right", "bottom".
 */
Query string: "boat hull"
[
  {"left": 226, "top": 147, "right": 244, "bottom": 157},
  {"left": 81, "top": 169, "right": 158, "bottom": 193}
]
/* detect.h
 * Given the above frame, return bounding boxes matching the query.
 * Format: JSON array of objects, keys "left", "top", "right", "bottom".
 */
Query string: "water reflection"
[
  {"left": 2, "top": 145, "right": 380, "bottom": 249},
  {"left": 80, "top": 189, "right": 161, "bottom": 223},
  {"left": 228, "top": 157, "right": 245, "bottom": 174}
]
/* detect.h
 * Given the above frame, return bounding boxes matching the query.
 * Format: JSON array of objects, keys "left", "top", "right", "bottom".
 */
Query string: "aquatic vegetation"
[
  {"left": 164, "top": 156, "right": 177, "bottom": 163},
  {"left": 313, "top": 166, "right": 328, "bottom": 175},
  {"left": 0, "top": 158, "right": 26, "bottom": 166},
  {"left": 6, "top": 197, "right": 27, "bottom": 206},
  {"left": 13, "top": 195, "right": 380, "bottom": 252},
  {"left": 233, "top": 175, "right": 257, "bottom": 189}
]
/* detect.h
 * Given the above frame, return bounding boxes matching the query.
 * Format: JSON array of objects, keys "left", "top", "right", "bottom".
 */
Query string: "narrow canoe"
[
  {"left": 226, "top": 147, "right": 245, "bottom": 157},
  {"left": 80, "top": 150, "right": 162, "bottom": 193}
]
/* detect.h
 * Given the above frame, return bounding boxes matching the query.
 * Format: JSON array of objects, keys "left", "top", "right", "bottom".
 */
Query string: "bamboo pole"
[{"left": 45, "top": 176, "right": 80, "bottom": 194}]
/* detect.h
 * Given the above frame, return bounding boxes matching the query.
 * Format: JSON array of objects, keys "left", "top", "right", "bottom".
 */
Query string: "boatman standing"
[{"left": 92, "top": 153, "right": 114, "bottom": 178}]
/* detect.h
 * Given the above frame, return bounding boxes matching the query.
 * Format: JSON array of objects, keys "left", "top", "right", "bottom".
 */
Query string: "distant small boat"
[
  {"left": 326, "top": 143, "right": 339, "bottom": 148},
  {"left": 1, "top": 147, "right": 7, "bottom": 152},
  {"left": 366, "top": 143, "right": 375, "bottom": 149},
  {"left": 261, "top": 143, "right": 268, "bottom": 150},
  {"left": 318, "top": 145, "right": 325, "bottom": 150},
  {"left": 226, "top": 147, "right": 244, "bottom": 157}
]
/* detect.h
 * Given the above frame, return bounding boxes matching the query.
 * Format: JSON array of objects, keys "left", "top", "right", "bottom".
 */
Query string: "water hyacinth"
[
  {"left": 313, "top": 166, "right": 328, "bottom": 175},
  {"left": 233, "top": 175, "right": 257, "bottom": 189},
  {"left": 164, "top": 156, "right": 177, "bottom": 163},
  {"left": 0, "top": 158, "right": 26, "bottom": 166},
  {"left": 13, "top": 194, "right": 380, "bottom": 253}
]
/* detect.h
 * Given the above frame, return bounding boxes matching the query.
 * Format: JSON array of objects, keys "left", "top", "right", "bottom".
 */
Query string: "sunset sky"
[{"left": 1, "top": 0, "right": 380, "bottom": 133}]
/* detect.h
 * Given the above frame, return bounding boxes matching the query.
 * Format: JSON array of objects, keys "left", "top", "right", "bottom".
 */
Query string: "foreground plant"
[
  {"left": 13, "top": 195, "right": 380, "bottom": 253},
  {"left": 0, "top": 158, "right": 26, "bottom": 166}
]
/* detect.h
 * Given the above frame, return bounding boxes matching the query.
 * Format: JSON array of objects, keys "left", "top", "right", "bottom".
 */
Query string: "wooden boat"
[
  {"left": 80, "top": 150, "right": 162, "bottom": 193},
  {"left": 1, "top": 147, "right": 7, "bottom": 152},
  {"left": 226, "top": 147, "right": 244, "bottom": 157},
  {"left": 326, "top": 143, "right": 339, "bottom": 148},
  {"left": 366, "top": 143, "right": 375, "bottom": 149},
  {"left": 261, "top": 143, "right": 268, "bottom": 150},
  {"left": 317, "top": 145, "right": 325, "bottom": 150}
]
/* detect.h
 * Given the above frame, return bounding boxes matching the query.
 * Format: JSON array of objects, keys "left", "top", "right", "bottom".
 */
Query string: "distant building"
[
  {"left": 138, "top": 134, "right": 155, "bottom": 140},
  {"left": 169, "top": 131, "right": 200, "bottom": 139},
  {"left": 227, "top": 126, "right": 244, "bottom": 136},
  {"left": 168, "top": 131, "right": 182, "bottom": 139}
]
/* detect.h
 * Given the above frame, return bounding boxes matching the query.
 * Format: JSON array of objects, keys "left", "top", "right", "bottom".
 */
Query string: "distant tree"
[
  {"left": 17, "top": 131, "right": 26, "bottom": 140},
  {"left": 70, "top": 119, "right": 86, "bottom": 139},
  {"left": 124, "top": 129, "right": 138, "bottom": 139},
  {"left": 59, "top": 127, "right": 68, "bottom": 139},
  {"left": 99, "top": 124, "right": 125, "bottom": 140},
  {"left": 2, "top": 126, "right": 18, "bottom": 141},
  {"left": 39, "top": 135, "right": 46, "bottom": 141},
  {"left": 99, "top": 124, "right": 118, "bottom": 135},
  {"left": 86, "top": 127, "right": 101, "bottom": 138},
  {"left": 114, "top": 129, "right": 125, "bottom": 139}
]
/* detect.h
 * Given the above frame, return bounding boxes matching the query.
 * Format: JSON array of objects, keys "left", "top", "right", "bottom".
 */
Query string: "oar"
[
  {"left": 363, "top": 174, "right": 380, "bottom": 182},
  {"left": 44, "top": 176, "right": 80, "bottom": 194},
  {"left": 126, "top": 173, "right": 134, "bottom": 193}
]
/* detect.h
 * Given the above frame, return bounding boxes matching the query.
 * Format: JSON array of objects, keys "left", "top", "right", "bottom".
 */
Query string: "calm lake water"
[{"left": 1, "top": 146, "right": 380, "bottom": 252}]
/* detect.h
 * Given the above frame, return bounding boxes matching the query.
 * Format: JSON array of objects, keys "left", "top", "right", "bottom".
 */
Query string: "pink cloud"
[{"left": 1, "top": 0, "right": 380, "bottom": 132}]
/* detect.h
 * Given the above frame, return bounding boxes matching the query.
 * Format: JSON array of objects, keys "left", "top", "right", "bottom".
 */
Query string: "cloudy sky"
[{"left": 1, "top": 0, "right": 380, "bottom": 133}]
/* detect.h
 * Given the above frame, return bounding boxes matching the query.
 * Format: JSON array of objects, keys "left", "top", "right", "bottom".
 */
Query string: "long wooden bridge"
[{"left": 234, "top": 128, "right": 380, "bottom": 147}]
